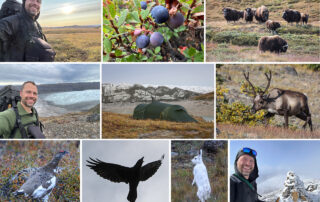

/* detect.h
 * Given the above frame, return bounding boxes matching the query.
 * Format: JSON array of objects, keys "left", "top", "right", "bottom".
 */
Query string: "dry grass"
[
  {"left": 193, "top": 92, "right": 215, "bottom": 100},
  {"left": 43, "top": 27, "right": 101, "bottom": 62},
  {"left": 217, "top": 123, "right": 319, "bottom": 139},
  {"left": 102, "top": 112, "right": 214, "bottom": 139},
  {"left": 206, "top": 0, "right": 320, "bottom": 62}
]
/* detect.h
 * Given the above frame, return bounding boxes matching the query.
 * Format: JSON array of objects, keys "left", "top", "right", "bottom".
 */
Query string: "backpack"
[
  {"left": 0, "top": 85, "right": 43, "bottom": 138},
  {"left": 0, "top": 0, "right": 21, "bottom": 19}
]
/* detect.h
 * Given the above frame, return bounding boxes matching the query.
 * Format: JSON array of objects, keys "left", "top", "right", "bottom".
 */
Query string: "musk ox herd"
[{"left": 222, "top": 5, "right": 310, "bottom": 54}]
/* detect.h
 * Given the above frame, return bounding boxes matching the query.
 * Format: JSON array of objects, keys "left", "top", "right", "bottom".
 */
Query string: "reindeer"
[{"left": 243, "top": 70, "right": 312, "bottom": 131}]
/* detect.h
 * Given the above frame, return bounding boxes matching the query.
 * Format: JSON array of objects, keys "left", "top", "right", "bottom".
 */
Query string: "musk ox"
[
  {"left": 266, "top": 20, "right": 281, "bottom": 34},
  {"left": 258, "top": 35, "right": 288, "bottom": 53},
  {"left": 222, "top": 7, "right": 243, "bottom": 22},
  {"left": 301, "top": 13, "right": 309, "bottom": 25},
  {"left": 244, "top": 8, "right": 255, "bottom": 23},
  {"left": 282, "top": 9, "right": 301, "bottom": 24},
  {"left": 255, "top": 5, "right": 269, "bottom": 23}
]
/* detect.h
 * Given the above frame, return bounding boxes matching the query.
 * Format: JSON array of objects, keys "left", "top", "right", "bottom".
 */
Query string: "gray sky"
[
  {"left": 0, "top": 64, "right": 99, "bottom": 85},
  {"left": 230, "top": 140, "right": 320, "bottom": 194},
  {"left": 102, "top": 64, "right": 214, "bottom": 87},
  {"left": 82, "top": 140, "right": 169, "bottom": 202}
]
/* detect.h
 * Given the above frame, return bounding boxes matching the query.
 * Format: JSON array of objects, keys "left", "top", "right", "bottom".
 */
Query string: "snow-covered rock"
[
  {"left": 261, "top": 171, "right": 320, "bottom": 202},
  {"left": 102, "top": 83, "right": 209, "bottom": 103}
]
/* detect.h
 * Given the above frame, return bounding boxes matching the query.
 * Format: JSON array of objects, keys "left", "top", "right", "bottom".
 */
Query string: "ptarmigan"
[{"left": 14, "top": 150, "right": 68, "bottom": 202}]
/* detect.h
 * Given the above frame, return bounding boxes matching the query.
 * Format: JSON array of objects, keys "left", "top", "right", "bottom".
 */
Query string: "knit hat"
[{"left": 234, "top": 147, "right": 259, "bottom": 182}]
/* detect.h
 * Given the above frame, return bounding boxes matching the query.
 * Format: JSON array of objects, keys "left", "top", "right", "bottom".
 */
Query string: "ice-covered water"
[
  {"left": 42, "top": 90, "right": 100, "bottom": 106},
  {"left": 35, "top": 90, "right": 100, "bottom": 117}
]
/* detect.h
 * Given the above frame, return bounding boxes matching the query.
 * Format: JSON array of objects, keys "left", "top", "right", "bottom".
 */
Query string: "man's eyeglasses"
[{"left": 242, "top": 147, "right": 257, "bottom": 156}]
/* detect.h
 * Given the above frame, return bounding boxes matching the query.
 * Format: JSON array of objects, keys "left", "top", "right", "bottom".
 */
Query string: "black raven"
[{"left": 86, "top": 154, "right": 164, "bottom": 202}]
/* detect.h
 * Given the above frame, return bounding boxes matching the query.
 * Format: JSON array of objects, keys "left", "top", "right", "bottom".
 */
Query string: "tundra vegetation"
[
  {"left": 171, "top": 141, "right": 227, "bottom": 202},
  {"left": 0, "top": 141, "right": 80, "bottom": 201},
  {"left": 44, "top": 27, "right": 101, "bottom": 62},
  {"left": 216, "top": 64, "right": 320, "bottom": 139},
  {"left": 103, "top": 0, "right": 204, "bottom": 62},
  {"left": 206, "top": 0, "right": 320, "bottom": 62}
]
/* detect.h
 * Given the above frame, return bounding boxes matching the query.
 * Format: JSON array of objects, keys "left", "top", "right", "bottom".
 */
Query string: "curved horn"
[{"left": 243, "top": 71, "right": 257, "bottom": 97}]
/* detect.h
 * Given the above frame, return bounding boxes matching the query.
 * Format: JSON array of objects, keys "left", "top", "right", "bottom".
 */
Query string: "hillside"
[
  {"left": 206, "top": 0, "right": 320, "bottom": 62},
  {"left": 171, "top": 141, "right": 228, "bottom": 202},
  {"left": 216, "top": 64, "right": 320, "bottom": 138}
]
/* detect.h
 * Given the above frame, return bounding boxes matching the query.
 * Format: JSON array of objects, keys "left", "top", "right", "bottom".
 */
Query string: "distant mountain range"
[
  {"left": 44, "top": 25, "right": 101, "bottom": 29},
  {"left": 0, "top": 82, "right": 99, "bottom": 94}
]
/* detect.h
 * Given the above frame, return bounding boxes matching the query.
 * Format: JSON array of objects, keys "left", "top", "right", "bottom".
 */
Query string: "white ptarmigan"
[{"left": 13, "top": 150, "right": 68, "bottom": 202}]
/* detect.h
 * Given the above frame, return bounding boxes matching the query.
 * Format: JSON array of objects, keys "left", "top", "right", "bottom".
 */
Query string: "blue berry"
[
  {"left": 136, "top": 35, "right": 150, "bottom": 48},
  {"left": 168, "top": 12, "right": 184, "bottom": 28},
  {"left": 151, "top": 6, "right": 169, "bottom": 24},
  {"left": 140, "top": 1, "right": 147, "bottom": 10},
  {"left": 150, "top": 32, "right": 164, "bottom": 47}
]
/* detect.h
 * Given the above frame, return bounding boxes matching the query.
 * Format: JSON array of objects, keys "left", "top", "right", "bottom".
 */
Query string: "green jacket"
[{"left": 0, "top": 102, "right": 38, "bottom": 138}]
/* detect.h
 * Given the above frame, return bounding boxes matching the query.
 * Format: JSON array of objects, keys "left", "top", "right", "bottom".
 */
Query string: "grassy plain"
[
  {"left": 206, "top": 0, "right": 320, "bottom": 62},
  {"left": 43, "top": 27, "right": 101, "bottom": 62}
]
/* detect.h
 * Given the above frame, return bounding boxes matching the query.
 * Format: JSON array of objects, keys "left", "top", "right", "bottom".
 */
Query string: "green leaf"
[
  {"left": 192, "top": 5, "right": 204, "bottom": 13},
  {"left": 103, "top": 38, "right": 112, "bottom": 53},
  {"left": 141, "top": 9, "right": 149, "bottom": 20},
  {"left": 187, "top": 47, "right": 197, "bottom": 57},
  {"left": 103, "top": 55, "right": 109, "bottom": 62},
  {"left": 118, "top": 9, "right": 129, "bottom": 27},
  {"left": 194, "top": 52, "right": 204, "bottom": 62},
  {"left": 108, "top": 2, "right": 116, "bottom": 19},
  {"left": 115, "top": 49, "right": 122, "bottom": 57},
  {"left": 154, "top": 47, "right": 161, "bottom": 54},
  {"left": 131, "top": 11, "right": 140, "bottom": 22},
  {"left": 133, "top": 0, "right": 140, "bottom": 9},
  {"left": 141, "top": 56, "right": 148, "bottom": 61},
  {"left": 156, "top": 55, "right": 162, "bottom": 60}
]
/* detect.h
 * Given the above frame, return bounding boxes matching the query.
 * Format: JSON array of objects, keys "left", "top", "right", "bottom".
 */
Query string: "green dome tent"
[{"left": 133, "top": 101, "right": 197, "bottom": 123}]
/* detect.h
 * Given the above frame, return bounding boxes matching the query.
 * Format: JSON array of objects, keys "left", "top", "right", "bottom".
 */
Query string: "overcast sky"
[
  {"left": 230, "top": 140, "right": 320, "bottom": 194},
  {"left": 0, "top": 64, "right": 99, "bottom": 85},
  {"left": 102, "top": 64, "right": 214, "bottom": 87},
  {"left": 0, "top": 0, "right": 100, "bottom": 27},
  {"left": 82, "top": 140, "right": 169, "bottom": 202}
]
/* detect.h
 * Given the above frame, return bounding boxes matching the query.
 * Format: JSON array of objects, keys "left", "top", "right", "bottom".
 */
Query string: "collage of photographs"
[{"left": 0, "top": 0, "right": 319, "bottom": 202}]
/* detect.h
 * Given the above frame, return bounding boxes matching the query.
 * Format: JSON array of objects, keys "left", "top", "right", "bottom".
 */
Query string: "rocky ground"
[
  {"left": 40, "top": 105, "right": 100, "bottom": 139},
  {"left": 103, "top": 100, "right": 214, "bottom": 118}
]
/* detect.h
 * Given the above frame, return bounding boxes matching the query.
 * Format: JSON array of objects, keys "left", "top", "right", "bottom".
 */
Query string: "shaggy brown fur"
[
  {"left": 258, "top": 35, "right": 288, "bottom": 53},
  {"left": 301, "top": 13, "right": 309, "bottom": 25},
  {"left": 255, "top": 5, "right": 269, "bottom": 23},
  {"left": 222, "top": 7, "right": 243, "bottom": 22},
  {"left": 282, "top": 9, "right": 301, "bottom": 24},
  {"left": 266, "top": 20, "right": 281, "bottom": 34}
]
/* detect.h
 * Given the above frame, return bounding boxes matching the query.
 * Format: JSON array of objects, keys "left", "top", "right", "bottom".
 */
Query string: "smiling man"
[
  {"left": 0, "top": 81, "right": 44, "bottom": 138},
  {"left": 230, "top": 147, "right": 264, "bottom": 202},
  {"left": 0, "top": 0, "right": 55, "bottom": 61}
]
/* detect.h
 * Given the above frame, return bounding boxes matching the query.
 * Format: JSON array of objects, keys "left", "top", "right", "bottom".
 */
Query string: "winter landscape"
[
  {"left": 0, "top": 64, "right": 100, "bottom": 138},
  {"left": 102, "top": 64, "right": 214, "bottom": 139}
]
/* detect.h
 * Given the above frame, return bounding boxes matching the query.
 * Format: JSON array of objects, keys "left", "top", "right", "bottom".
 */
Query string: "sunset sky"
[{"left": 0, "top": 0, "right": 100, "bottom": 27}]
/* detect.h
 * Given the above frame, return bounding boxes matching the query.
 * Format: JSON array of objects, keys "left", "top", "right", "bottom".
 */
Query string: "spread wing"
[
  {"left": 140, "top": 154, "right": 164, "bottom": 181},
  {"left": 86, "top": 157, "right": 131, "bottom": 183}
]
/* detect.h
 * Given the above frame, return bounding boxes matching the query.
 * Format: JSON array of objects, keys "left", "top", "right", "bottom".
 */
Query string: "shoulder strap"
[
  {"left": 10, "top": 100, "right": 28, "bottom": 138},
  {"left": 33, "top": 107, "right": 44, "bottom": 132},
  {"left": 233, "top": 173, "right": 261, "bottom": 197}
]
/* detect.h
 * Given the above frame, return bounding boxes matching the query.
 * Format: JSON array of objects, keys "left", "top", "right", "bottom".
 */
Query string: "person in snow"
[
  {"left": 230, "top": 147, "right": 264, "bottom": 202},
  {"left": 0, "top": 0, "right": 55, "bottom": 61}
]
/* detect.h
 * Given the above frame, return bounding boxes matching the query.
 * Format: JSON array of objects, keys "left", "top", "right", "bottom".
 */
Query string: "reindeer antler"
[
  {"left": 243, "top": 71, "right": 257, "bottom": 97},
  {"left": 261, "top": 70, "right": 272, "bottom": 95}
]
